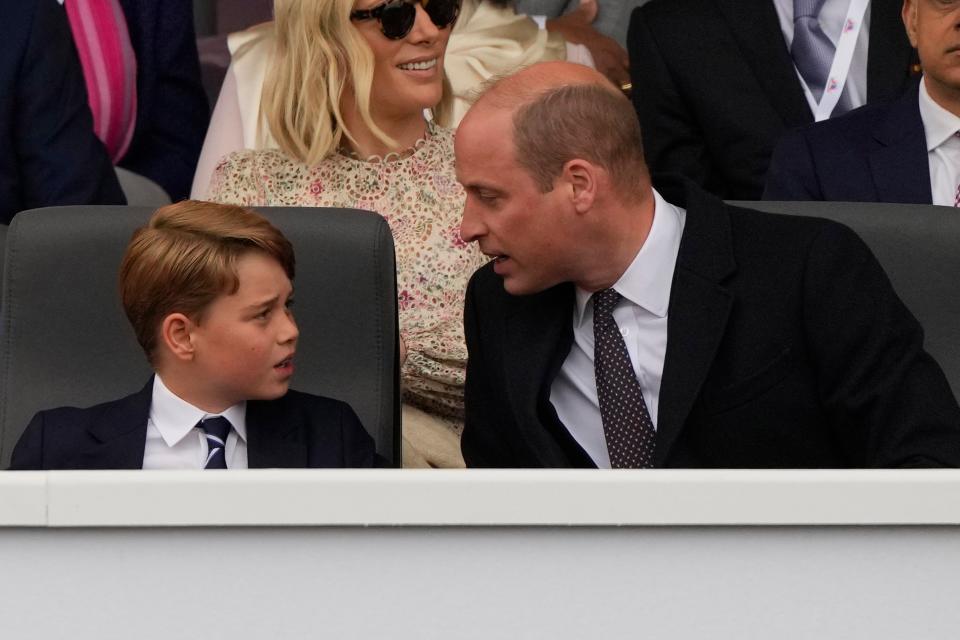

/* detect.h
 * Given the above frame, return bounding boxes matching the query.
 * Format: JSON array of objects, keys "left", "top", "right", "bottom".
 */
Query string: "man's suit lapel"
[
  {"left": 654, "top": 179, "right": 736, "bottom": 466},
  {"left": 503, "top": 284, "right": 583, "bottom": 466},
  {"left": 869, "top": 81, "right": 931, "bottom": 203},
  {"left": 246, "top": 398, "right": 307, "bottom": 468},
  {"left": 716, "top": 0, "right": 812, "bottom": 127},
  {"left": 81, "top": 379, "right": 153, "bottom": 469}
]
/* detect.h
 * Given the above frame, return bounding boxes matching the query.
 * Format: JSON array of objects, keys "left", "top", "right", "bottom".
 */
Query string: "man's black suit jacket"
[
  {"left": 116, "top": 0, "right": 210, "bottom": 201},
  {"left": 461, "top": 176, "right": 960, "bottom": 468},
  {"left": 764, "top": 79, "right": 931, "bottom": 203},
  {"left": 627, "top": 0, "right": 917, "bottom": 201},
  {"left": 9, "top": 379, "right": 378, "bottom": 469},
  {"left": 0, "top": 0, "right": 124, "bottom": 224}
]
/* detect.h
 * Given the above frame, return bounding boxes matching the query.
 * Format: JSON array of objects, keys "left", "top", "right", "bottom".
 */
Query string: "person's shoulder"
[
  {"left": 726, "top": 201, "right": 864, "bottom": 252},
  {"left": 635, "top": 0, "right": 718, "bottom": 24},
  {"left": 790, "top": 100, "right": 895, "bottom": 148},
  {"left": 28, "top": 391, "right": 142, "bottom": 432},
  {"left": 216, "top": 148, "right": 293, "bottom": 169},
  {"left": 269, "top": 388, "right": 357, "bottom": 418},
  {"left": 211, "top": 148, "right": 301, "bottom": 187},
  {"left": 228, "top": 21, "right": 275, "bottom": 61}
]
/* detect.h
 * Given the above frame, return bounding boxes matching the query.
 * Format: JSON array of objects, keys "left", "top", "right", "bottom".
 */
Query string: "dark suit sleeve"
[
  {"left": 763, "top": 128, "right": 824, "bottom": 200},
  {"left": 628, "top": 7, "right": 713, "bottom": 191},
  {"left": 8, "top": 412, "right": 45, "bottom": 470},
  {"left": 118, "top": 0, "right": 210, "bottom": 201},
  {"left": 460, "top": 273, "right": 507, "bottom": 468},
  {"left": 14, "top": 0, "right": 125, "bottom": 215},
  {"left": 337, "top": 402, "right": 379, "bottom": 468},
  {"left": 803, "top": 223, "right": 960, "bottom": 467}
]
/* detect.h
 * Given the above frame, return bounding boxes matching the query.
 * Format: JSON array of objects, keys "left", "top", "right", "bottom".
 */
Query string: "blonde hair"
[
  {"left": 119, "top": 201, "right": 295, "bottom": 364},
  {"left": 262, "top": 0, "right": 453, "bottom": 166}
]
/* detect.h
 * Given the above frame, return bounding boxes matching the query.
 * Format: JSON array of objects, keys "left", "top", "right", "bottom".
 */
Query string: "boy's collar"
[{"left": 149, "top": 374, "right": 247, "bottom": 447}]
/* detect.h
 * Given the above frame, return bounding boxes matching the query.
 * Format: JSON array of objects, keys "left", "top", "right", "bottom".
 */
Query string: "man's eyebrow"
[
  {"left": 243, "top": 295, "right": 280, "bottom": 311},
  {"left": 465, "top": 182, "right": 502, "bottom": 194}
]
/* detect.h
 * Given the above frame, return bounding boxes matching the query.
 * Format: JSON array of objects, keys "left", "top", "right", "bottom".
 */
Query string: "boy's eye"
[{"left": 254, "top": 309, "right": 270, "bottom": 320}]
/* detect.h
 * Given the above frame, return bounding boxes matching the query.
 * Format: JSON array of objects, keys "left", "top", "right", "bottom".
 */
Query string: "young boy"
[{"left": 10, "top": 200, "right": 378, "bottom": 469}]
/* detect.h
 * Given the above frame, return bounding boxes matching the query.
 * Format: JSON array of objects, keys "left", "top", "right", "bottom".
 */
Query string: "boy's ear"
[{"left": 160, "top": 313, "right": 197, "bottom": 362}]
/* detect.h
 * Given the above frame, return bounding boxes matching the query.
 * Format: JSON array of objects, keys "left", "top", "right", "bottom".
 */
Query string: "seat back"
[
  {"left": 0, "top": 206, "right": 399, "bottom": 467},
  {"left": 115, "top": 168, "right": 171, "bottom": 207},
  {"left": 735, "top": 200, "right": 960, "bottom": 398}
]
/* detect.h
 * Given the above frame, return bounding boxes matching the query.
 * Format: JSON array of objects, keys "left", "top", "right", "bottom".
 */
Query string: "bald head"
[
  {"left": 467, "top": 61, "right": 615, "bottom": 116},
  {"left": 461, "top": 62, "right": 648, "bottom": 197}
]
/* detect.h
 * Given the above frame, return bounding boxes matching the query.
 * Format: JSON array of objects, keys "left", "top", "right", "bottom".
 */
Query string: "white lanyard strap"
[{"left": 799, "top": 0, "right": 869, "bottom": 122}]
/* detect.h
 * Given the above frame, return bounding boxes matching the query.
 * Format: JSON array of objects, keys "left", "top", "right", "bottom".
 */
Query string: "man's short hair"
[
  {"left": 119, "top": 200, "right": 295, "bottom": 364},
  {"left": 512, "top": 84, "right": 648, "bottom": 195}
]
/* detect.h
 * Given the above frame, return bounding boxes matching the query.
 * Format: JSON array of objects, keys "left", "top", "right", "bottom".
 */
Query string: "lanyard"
[{"left": 798, "top": 0, "right": 870, "bottom": 122}]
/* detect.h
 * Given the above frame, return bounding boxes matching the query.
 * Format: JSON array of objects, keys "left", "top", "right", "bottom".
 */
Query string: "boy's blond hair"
[{"left": 119, "top": 200, "right": 295, "bottom": 364}]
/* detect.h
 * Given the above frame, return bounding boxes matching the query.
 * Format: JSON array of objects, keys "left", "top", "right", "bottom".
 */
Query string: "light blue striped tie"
[
  {"left": 792, "top": 0, "right": 834, "bottom": 103},
  {"left": 200, "top": 416, "right": 232, "bottom": 469}
]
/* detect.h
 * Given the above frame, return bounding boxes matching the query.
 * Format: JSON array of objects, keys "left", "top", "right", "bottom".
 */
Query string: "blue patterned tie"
[
  {"left": 200, "top": 416, "right": 232, "bottom": 469},
  {"left": 593, "top": 289, "right": 656, "bottom": 468}
]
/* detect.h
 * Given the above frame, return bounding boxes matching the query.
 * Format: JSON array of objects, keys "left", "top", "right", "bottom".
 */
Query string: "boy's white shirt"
[{"left": 142, "top": 374, "right": 248, "bottom": 469}]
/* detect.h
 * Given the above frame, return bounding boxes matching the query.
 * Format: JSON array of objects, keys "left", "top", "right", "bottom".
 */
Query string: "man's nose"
[{"left": 459, "top": 202, "right": 484, "bottom": 243}]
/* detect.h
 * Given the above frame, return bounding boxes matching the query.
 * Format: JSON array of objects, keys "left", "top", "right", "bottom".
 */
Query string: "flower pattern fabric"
[{"left": 208, "top": 126, "right": 486, "bottom": 428}]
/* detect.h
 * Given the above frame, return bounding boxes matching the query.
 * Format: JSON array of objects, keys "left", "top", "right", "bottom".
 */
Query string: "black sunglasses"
[{"left": 350, "top": 0, "right": 461, "bottom": 40}]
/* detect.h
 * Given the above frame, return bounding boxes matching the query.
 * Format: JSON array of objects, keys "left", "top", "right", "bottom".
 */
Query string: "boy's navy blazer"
[{"left": 9, "top": 378, "right": 377, "bottom": 470}]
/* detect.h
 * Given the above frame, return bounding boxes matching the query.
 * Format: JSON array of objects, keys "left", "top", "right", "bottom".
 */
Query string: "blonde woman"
[{"left": 207, "top": 0, "right": 484, "bottom": 468}]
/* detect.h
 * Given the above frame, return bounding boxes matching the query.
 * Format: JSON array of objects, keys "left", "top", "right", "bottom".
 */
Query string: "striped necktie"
[
  {"left": 199, "top": 417, "right": 232, "bottom": 469},
  {"left": 63, "top": 0, "right": 138, "bottom": 162}
]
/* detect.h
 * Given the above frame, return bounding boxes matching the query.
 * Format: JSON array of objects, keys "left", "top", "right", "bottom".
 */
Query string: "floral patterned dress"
[{"left": 207, "top": 125, "right": 486, "bottom": 430}]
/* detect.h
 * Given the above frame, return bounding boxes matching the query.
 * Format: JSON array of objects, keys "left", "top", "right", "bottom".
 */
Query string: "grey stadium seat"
[{"left": 0, "top": 206, "right": 399, "bottom": 468}]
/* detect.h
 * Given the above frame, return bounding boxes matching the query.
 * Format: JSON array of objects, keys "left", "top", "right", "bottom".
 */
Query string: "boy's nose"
[{"left": 281, "top": 309, "right": 299, "bottom": 343}]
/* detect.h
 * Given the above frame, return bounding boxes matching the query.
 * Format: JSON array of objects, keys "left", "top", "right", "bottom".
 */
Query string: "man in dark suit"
[
  {"left": 115, "top": 0, "right": 210, "bottom": 201},
  {"left": 765, "top": 0, "right": 959, "bottom": 205},
  {"left": 628, "top": 0, "right": 918, "bottom": 201},
  {"left": 455, "top": 61, "right": 960, "bottom": 468},
  {"left": 0, "top": 0, "right": 124, "bottom": 224},
  {"left": 10, "top": 200, "right": 377, "bottom": 470}
]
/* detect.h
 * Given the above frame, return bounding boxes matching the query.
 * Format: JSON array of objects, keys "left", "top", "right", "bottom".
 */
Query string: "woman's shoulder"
[{"left": 214, "top": 148, "right": 298, "bottom": 177}]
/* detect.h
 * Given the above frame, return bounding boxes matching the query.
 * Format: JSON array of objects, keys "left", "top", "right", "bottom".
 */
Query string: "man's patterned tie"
[{"left": 592, "top": 289, "right": 656, "bottom": 468}]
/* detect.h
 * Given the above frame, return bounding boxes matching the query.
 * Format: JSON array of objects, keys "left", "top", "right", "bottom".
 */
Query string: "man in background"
[
  {"left": 0, "top": 0, "right": 124, "bottom": 224},
  {"left": 765, "top": 0, "right": 960, "bottom": 205},
  {"left": 628, "top": 0, "right": 918, "bottom": 200}
]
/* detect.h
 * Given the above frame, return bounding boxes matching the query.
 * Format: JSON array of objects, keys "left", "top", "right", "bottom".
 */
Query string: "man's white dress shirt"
[
  {"left": 142, "top": 375, "right": 248, "bottom": 469},
  {"left": 918, "top": 77, "right": 960, "bottom": 207},
  {"left": 549, "top": 189, "right": 686, "bottom": 468}
]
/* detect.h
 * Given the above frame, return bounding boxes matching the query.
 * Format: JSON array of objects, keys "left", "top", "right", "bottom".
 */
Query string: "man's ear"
[
  {"left": 159, "top": 313, "right": 196, "bottom": 362},
  {"left": 902, "top": 0, "right": 918, "bottom": 49},
  {"left": 561, "top": 159, "right": 598, "bottom": 214}
]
